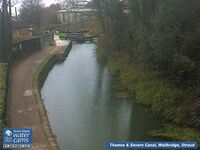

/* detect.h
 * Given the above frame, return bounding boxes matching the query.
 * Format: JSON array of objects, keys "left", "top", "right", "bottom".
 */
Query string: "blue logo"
[{"left": 2, "top": 128, "right": 32, "bottom": 149}]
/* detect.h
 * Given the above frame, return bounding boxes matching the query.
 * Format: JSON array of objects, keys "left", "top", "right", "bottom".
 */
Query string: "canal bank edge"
[
  {"left": 106, "top": 58, "right": 200, "bottom": 143},
  {"left": 33, "top": 42, "right": 72, "bottom": 150}
]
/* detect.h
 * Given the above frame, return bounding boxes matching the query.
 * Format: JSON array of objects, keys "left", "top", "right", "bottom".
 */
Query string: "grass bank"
[
  {"left": 0, "top": 63, "right": 7, "bottom": 129},
  {"left": 97, "top": 48, "right": 200, "bottom": 142},
  {"left": 109, "top": 59, "right": 200, "bottom": 142},
  {"left": 108, "top": 60, "right": 185, "bottom": 122}
]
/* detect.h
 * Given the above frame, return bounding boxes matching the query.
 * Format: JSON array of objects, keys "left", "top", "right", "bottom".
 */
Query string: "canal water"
[{"left": 41, "top": 43, "right": 161, "bottom": 150}]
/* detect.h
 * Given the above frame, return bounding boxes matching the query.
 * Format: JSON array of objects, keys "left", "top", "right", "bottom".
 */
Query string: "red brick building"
[
  {"left": 11, "top": 17, "right": 31, "bottom": 37},
  {"left": 0, "top": 15, "right": 31, "bottom": 38}
]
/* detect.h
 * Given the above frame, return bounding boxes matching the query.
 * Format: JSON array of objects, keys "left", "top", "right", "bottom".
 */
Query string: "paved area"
[{"left": 9, "top": 46, "right": 59, "bottom": 150}]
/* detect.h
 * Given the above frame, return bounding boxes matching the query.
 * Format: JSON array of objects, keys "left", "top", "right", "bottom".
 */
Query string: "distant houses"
[
  {"left": 0, "top": 16, "right": 32, "bottom": 37},
  {"left": 11, "top": 17, "right": 33, "bottom": 37},
  {"left": 122, "top": 0, "right": 131, "bottom": 14},
  {"left": 58, "top": 8, "right": 96, "bottom": 24},
  {"left": 9, "top": 18, "right": 42, "bottom": 58}
]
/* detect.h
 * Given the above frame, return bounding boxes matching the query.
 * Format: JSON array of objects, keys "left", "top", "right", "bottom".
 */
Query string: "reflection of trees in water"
[
  {"left": 93, "top": 63, "right": 106, "bottom": 103},
  {"left": 93, "top": 61, "right": 163, "bottom": 142},
  {"left": 93, "top": 63, "right": 132, "bottom": 141},
  {"left": 128, "top": 102, "right": 162, "bottom": 142}
]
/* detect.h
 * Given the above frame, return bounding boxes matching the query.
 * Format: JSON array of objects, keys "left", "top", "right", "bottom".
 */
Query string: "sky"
[
  {"left": 13, "top": 0, "right": 58, "bottom": 15},
  {"left": 43, "top": 0, "right": 58, "bottom": 7}
]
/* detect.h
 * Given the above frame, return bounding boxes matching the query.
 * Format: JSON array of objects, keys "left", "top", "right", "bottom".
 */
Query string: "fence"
[
  {"left": 40, "top": 32, "right": 54, "bottom": 49},
  {"left": 0, "top": 32, "right": 55, "bottom": 147}
]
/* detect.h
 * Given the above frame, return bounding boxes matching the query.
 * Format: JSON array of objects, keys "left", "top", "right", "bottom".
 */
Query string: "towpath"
[{"left": 9, "top": 46, "right": 59, "bottom": 150}]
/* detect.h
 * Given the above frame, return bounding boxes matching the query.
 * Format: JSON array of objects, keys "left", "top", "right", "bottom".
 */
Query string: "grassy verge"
[
  {"left": 84, "top": 32, "right": 99, "bottom": 45},
  {"left": 0, "top": 63, "right": 7, "bottom": 129},
  {"left": 148, "top": 124, "right": 200, "bottom": 142},
  {"left": 96, "top": 48, "right": 200, "bottom": 142}
]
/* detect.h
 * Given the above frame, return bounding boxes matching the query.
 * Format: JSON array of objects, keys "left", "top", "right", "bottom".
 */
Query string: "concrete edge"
[{"left": 32, "top": 42, "right": 72, "bottom": 150}]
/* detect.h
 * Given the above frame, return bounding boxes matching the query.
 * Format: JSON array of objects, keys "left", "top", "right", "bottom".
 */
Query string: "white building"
[{"left": 58, "top": 8, "right": 96, "bottom": 24}]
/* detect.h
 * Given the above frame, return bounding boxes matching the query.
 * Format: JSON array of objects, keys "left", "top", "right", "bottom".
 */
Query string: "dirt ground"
[{"left": 9, "top": 46, "right": 59, "bottom": 150}]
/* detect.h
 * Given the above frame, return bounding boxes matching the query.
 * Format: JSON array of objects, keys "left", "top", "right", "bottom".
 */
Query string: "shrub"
[
  {"left": 97, "top": 49, "right": 109, "bottom": 64},
  {"left": 172, "top": 53, "right": 196, "bottom": 81},
  {"left": 148, "top": 124, "right": 200, "bottom": 142},
  {"left": 109, "top": 61, "right": 186, "bottom": 124}
]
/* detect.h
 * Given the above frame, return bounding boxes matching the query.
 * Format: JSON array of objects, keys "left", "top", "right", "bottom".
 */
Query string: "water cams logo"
[{"left": 2, "top": 128, "right": 32, "bottom": 149}]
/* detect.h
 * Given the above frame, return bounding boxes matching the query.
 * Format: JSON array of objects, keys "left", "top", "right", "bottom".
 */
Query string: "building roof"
[
  {"left": 11, "top": 17, "right": 29, "bottom": 30},
  {"left": 58, "top": 8, "right": 96, "bottom": 13},
  {"left": 0, "top": 15, "right": 29, "bottom": 30}
]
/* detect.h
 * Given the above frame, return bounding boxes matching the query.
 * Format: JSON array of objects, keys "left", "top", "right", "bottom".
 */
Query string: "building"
[
  {"left": 11, "top": 18, "right": 41, "bottom": 57},
  {"left": 11, "top": 17, "right": 33, "bottom": 37},
  {"left": 0, "top": 15, "right": 44, "bottom": 58},
  {"left": 58, "top": 8, "right": 96, "bottom": 24},
  {"left": 0, "top": 14, "right": 32, "bottom": 38},
  {"left": 122, "top": 0, "right": 131, "bottom": 14}
]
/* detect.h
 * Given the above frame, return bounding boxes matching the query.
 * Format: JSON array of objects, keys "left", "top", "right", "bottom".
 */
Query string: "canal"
[{"left": 41, "top": 43, "right": 162, "bottom": 150}]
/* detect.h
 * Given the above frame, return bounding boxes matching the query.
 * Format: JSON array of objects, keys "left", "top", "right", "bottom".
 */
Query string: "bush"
[
  {"left": 97, "top": 49, "right": 109, "bottom": 64},
  {"left": 172, "top": 53, "right": 196, "bottom": 81},
  {"left": 0, "top": 63, "right": 7, "bottom": 129},
  {"left": 108, "top": 60, "right": 186, "bottom": 124},
  {"left": 148, "top": 124, "right": 200, "bottom": 142},
  {"left": 0, "top": 64, "right": 7, "bottom": 89}
]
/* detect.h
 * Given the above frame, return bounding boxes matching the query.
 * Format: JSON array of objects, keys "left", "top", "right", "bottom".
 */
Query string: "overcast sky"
[
  {"left": 43, "top": 0, "right": 58, "bottom": 6},
  {"left": 15, "top": 0, "right": 58, "bottom": 9},
  {"left": 13, "top": 0, "right": 58, "bottom": 14}
]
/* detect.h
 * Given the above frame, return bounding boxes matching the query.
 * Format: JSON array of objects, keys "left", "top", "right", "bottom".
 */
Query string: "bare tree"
[
  {"left": 20, "top": 0, "right": 44, "bottom": 31},
  {"left": 0, "top": 0, "right": 19, "bottom": 11}
]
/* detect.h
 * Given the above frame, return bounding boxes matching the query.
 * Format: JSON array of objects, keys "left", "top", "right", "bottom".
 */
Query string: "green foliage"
[
  {"left": 93, "top": 37, "right": 98, "bottom": 44},
  {"left": 108, "top": 60, "right": 121, "bottom": 76},
  {"left": 0, "top": 63, "right": 7, "bottom": 129},
  {"left": 172, "top": 53, "right": 196, "bottom": 80},
  {"left": 58, "top": 33, "right": 66, "bottom": 38},
  {"left": 95, "top": 0, "right": 200, "bottom": 140},
  {"left": 107, "top": 59, "right": 200, "bottom": 141},
  {"left": 108, "top": 60, "right": 186, "bottom": 124},
  {"left": 96, "top": 0, "right": 200, "bottom": 83},
  {"left": 148, "top": 124, "right": 200, "bottom": 142},
  {"left": 0, "top": 63, "right": 7, "bottom": 89},
  {"left": 97, "top": 49, "right": 109, "bottom": 64}
]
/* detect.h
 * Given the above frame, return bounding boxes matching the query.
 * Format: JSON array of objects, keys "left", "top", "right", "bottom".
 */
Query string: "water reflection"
[{"left": 41, "top": 43, "right": 161, "bottom": 150}]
